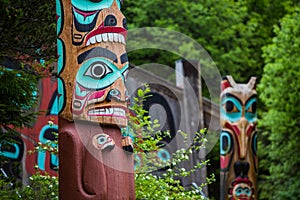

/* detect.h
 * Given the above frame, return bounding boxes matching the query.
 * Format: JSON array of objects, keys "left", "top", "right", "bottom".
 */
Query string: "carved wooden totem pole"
[
  {"left": 220, "top": 76, "right": 257, "bottom": 200},
  {"left": 56, "top": 0, "right": 135, "bottom": 199}
]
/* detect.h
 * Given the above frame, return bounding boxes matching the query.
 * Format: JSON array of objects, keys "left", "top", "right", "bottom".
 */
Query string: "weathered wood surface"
[
  {"left": 220, "top": 76, "right": 257, "bottom": 200},
  {"left": 59, "top": 119, "right": 135, "bottom": 200},
  {"left": 57, "top": 0, "right": 135, "bottom": 199}
]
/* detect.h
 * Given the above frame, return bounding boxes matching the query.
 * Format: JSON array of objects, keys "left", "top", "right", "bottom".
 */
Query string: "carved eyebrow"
[
  {"left": 245, "top": 94, "right": 257, "bottom": 106},
  {"left": 120, "top": 53, "right": 128, "bottom": 64},
  {"left": 77, "top": 47, "right": 118, "bottom": 64},
  {"left": 221, "top": 93, "right": 243, "bottom": 106}
]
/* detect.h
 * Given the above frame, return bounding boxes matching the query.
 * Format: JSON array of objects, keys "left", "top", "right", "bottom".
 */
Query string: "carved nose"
[
  {"left": 106, "top": 89, "right": 121, "bottom": 102},
  {"left": 234, "top": 161, "right": 249, "bottom": 178},
  {"left": 239, "top": 117, "right": 249, "bottom": 159}
]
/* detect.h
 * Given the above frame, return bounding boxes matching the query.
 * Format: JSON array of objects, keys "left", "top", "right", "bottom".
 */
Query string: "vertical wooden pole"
[
  {"left": 56, "top": 0, "right": 135, "bottom": 199},
  {"left": 175, "top": 59, "right": 207, "bottom": 194},
  {"left": 220, "top": 76, "right": 257, "bottom": 200}
]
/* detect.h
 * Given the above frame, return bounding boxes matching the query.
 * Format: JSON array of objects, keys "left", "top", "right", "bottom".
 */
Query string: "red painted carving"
[{"left": 59, "top": 119, "right": 135, "bottom": 199}]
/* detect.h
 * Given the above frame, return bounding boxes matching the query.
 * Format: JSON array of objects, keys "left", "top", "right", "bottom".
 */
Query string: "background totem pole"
[
  {"left": 220, "top": 76, "right": 257, "bottom": 200},
  {"left": 56, "top": 0, "right": 135, "bottom": 199}
]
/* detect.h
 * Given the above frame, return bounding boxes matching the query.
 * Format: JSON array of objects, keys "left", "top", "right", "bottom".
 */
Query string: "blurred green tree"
[
  {"left": 258, "top": 7, "right": 300, "bottom": 199},
  {"left": 0, "top": 0, "right": 56, "bottom": 62}
]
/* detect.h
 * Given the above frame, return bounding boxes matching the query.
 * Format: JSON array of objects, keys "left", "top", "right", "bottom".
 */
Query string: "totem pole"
[
  {"left": 220, "top": 76, "right": 257, "bottom": 200},
  {"left": 56, "top": 0, "right": 135, "bottom": 199}
]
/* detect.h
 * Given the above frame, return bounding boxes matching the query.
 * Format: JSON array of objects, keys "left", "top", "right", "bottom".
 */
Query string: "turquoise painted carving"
[
  {"left": 220, "top": 76, "right": 257, "bottom": 200},
  {"left": 0, "top": 143, "right": 20, "bottom": 160},
  {"left": 71, "top": 0, "right": 121, "bottom": 11},
  {"left": 57, "top": 0, "right": 128, "bottom": 125},
  {"left": 37, "top": 124, "right": 58, "bottom": 171}
]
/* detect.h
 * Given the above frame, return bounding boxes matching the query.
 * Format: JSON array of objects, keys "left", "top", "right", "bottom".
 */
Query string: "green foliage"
[
  {"left": 0, "top": 128, "right": 58, "bottom": 200},
  {"left": 123, "top": 0, "right": 291, "bottom": 83},
  {"left": 135, "top": 172, "right": 214, "bottom": 200},
  {"left": 130, "top": 86, "right": 214, "bottom": 199},
  {"left": 0, "top": 177, "right": 20, "bottom": 199},
  {"left": 0, "top": 66, "right": 40, "bottom": 146},
  {"left": 30, "top": 126, "right": 58, "bottom": 158},
  {"left": 19, "top": 173, "right": 58, "bottom": 200},
  {"left": 0, "top": 172, "right": 58, "bottom": 200},
  {"left": 258, "top": 7, "right": 300, "bottom": 199},
  {"left": 0, "top": 0, "right": 56, "bottom": 61}
]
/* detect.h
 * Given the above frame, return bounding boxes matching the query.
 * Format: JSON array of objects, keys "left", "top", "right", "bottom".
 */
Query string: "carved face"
[
  {"left": 71, "top": 0, "right": 126, "bottom": 46},
  {"left": 231, "top": 179, "right": 253, "bottom": 200},
  {"left": 72, "top": 46, "right": 129, "bottom": 126},
  {"left": 92, "top": 133, "right": 115, "bottom": 151},
  {"left": 220, "top": 76, "right": 257, "bottom": 200},
  {"left": 58, "top": 0, "right": 129, "bottom": 126}
]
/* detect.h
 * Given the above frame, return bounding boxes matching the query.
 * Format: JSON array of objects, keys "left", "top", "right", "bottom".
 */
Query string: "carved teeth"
[
  {"left": 88, "top": 108, "right": 126, "bottom": 117},
  {"left": 120, "top": 34, "right": 125, "bottom": 44},
  {"left": 90, "top": 36, "right": 96, "bottom": 44},
  {"left": 102, "top": 33, "right": 108, "bottom": 42},
  {"left": 96, "top": 34, "right": 102, "bottom": 42},
  {"left": 113, "top": 33, "right": 119, "bottom": 42},
  {"left": 108, "top": 33, "right": 114, "bottom": 42},
  {"left": 86, "top": 33, "right": 126, "bottom": 46}
]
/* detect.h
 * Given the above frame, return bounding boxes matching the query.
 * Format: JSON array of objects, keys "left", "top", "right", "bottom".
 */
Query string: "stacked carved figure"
[
  {"left": 220, "top": 76, "right": 257, "bottom": 200},
  {"left": 56, "top": 0, "right": 134, "bottom": 199}
]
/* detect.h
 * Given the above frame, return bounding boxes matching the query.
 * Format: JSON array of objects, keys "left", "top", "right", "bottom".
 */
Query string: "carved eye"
[
  {"left": 220, "top": 131, "right": 233, "bottom": 155},
  {"left": 123, "top": 18, "right": 128, "bottom": 30},
  {"left": 245, "top": 188, "right": 251, "bottom": 196},
  {"left": 235, "top": 187, "right": 243, "bottom": 196},
  {"left": 84, "top": 62, "right": 112, "bottom": 79},
  {"left": 245, "top": 97, "right": 257, "bottom": 122},
  {"left": 224, "top": 101, "right": 239, "bottom": 113},
  {"left": 247, "top": 101, "right": 257, "bottom": 113},
  {"left": 235, "top": 187, "right": 251, "bottom": 197},
  {"left": 97, "top": 135, "right": 107, "bottom": 145},
  {"left": 105, "top": 15, "right": 117, "bottom": 26}
]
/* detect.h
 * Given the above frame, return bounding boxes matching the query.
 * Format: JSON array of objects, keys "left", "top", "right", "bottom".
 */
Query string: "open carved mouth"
[
  {"left": 88, "top": 106, "right": 127, "bottom": 119},
  {"left": 85, "top": 26, "right": 127, "bottom": 46}
]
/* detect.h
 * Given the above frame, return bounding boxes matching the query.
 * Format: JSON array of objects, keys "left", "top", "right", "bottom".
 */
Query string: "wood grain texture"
[{"left": 59, "top": 119, "right": 135, "bottom": 199}]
